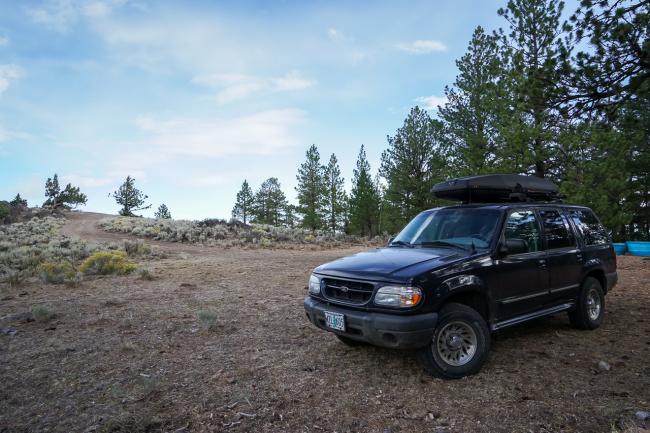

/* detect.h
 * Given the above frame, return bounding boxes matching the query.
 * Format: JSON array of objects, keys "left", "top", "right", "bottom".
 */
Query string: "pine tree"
[
  {"left": 323, "top": 153, "right": 347, "bottom": 233},
  {"left": 112, "top": 176, "right": 151, "bottom": 217},
  {"left": 295, "top": 144, "right": 325, "bottom": 231},
  {"left": 154, "top": 204, "right": 172, "bottom": 219},
  {"left": 283, "top": 203, "right": 298, "bottom": 228},
  {"left": 561, "top": 121, "right": 633, "bottom": 240},
  {"left": 496, "top": 0, "right": 569, "bottom": 178},
  {"left": 439, "top": 26, "right": 509, "bottom": 176},
  {"left": 381, "top": 106, "right": 445, "bottom": 233},
  {"left": 252, "top": 177, "right": 289, "bottom": 226},
  {"left": 231, "top": 180, "right": 254, "bottom": 224},
  {"left": 566, "top": 0, "right": 650, "bottom": 114},
  {"left": 348, "top": 145, "right": 380, "bottom": 238},
  {"left": 43, "top": 173, "right": 88, "bottom": 210}
]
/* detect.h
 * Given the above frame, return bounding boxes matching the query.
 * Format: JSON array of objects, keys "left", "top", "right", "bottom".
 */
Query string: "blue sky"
[{"left": 1, "top": 0, "right": 522, "bottom": 219}]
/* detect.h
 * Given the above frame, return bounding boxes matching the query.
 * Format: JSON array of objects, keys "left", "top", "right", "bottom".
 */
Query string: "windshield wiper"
[
  {"left": 388, "top": 240, "right": 414, "bottom": 248},
  {"left": 415, "top": 241, "right": 470, "bottom": 251}
]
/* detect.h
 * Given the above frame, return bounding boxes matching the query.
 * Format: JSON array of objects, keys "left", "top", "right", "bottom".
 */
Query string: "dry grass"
[{"left": 1, "top": 241, "right": 649, "bottom": 433}]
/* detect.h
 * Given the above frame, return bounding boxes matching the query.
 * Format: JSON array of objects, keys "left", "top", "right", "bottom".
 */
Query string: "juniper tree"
[
  {"left": 323, "top": 153, "right": 347, "bottom": 233},
  {"left": 295, "top": 144, "right": 326, "bottom": 231},
  {"left": 381, "top": 106, "right": 445, "bottom": 233},
  {"left": 10, "top": 193, "right": 27, "bottom": 208},
  {"left": 112, "top": 176, "right": 151, "bottom": 217},
  {"left": 348, "top": 145, "right": 380, "bottom": 238},
  {"left": 43, "top": 174, "right": 88, "bottom": 210},
  {"left": 154, "top": 204, "right": 172, "bottom": 219},
  {"left": 231, "top": 180, "right": 254, "bottom": 224}
]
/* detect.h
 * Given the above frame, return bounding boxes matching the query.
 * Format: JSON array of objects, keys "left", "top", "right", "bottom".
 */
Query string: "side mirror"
[{"left": 499, "top": 238, "right": 528, "bottom": 256}]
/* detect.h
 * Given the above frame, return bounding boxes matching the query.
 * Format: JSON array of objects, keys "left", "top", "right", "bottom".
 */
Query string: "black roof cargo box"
[{"left": 432, "top": 174, "right": 559, "bottom": 203}]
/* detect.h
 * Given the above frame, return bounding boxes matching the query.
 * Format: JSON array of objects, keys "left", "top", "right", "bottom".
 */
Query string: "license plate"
[{"left": 324, "top": 311, "right": 345, "bottom": 331}]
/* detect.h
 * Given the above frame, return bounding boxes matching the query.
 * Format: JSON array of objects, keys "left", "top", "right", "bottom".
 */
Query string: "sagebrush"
[
  {"left": 0, "top": 216, "right": 155, "bottom": 284},
  {"left": 99, "top": 216, "right": 385, "bottom": 247}
]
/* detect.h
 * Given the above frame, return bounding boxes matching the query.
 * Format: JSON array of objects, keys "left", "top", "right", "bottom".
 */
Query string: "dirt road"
[{"left": 1, "top": 213, "right": 649, "bottom": 432}]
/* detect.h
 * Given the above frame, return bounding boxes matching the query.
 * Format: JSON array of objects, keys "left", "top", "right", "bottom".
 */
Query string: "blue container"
[
  {"left": 612, "top": 243, "right": 626, "bottom": 255},
  {"left": 626, "top": 241, "right": 650, "bottom": 257}
]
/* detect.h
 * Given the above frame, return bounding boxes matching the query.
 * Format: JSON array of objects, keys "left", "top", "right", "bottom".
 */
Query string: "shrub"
[
  {"left": 98, "top": 215, "right": 378, "bottom": 248},
  {"left": 0, "top": 201, "right": 9, "bottom": 221},
  {"left": 196, "top": 310, "right": 218, "bottom": 330},
  {"left": 138, "top": 268, "right": 154, "bottom": 280},
  {"left": 38, "top": 261, "right": 75, "bottom": 284},
  {"left": 5, "top": 270, "right": 25, "bottom": 287},
  {"left": 123, "top": 239, "right": 152, "bottom": 257},
  {"left": 79, "top": 251, "right": 137, "bottom": 275},
  {"left": 31, "top": 304, "right": 55, "bottom": 322}
]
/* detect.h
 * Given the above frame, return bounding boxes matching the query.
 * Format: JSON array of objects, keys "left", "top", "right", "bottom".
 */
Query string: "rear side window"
[
  {"left": 540, "top": 209, "right": 576, "bottom": 250},
  {"left": 568, "top": 209, "right": 610, "bottom": 245},
  {"left": 504, "top": 210, "right": 542, "bottom": 252}
]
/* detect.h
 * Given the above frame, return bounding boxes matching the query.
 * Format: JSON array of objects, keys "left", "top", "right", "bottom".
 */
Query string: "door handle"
[
  {"left": 576, "top": 253, "right": 583, "bottom": 262},
  {"left": 538, "top": 259, "right": 547, "bottom": 269}
]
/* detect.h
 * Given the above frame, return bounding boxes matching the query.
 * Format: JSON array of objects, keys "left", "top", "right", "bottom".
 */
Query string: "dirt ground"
[{"left": 1, "top": 214, "right": 650, "bottom": 433}]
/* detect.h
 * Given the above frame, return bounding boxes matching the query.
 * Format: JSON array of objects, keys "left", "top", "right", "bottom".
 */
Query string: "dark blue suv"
[{"left": 304, "top": 175, "right": 617, "bottom": 379}]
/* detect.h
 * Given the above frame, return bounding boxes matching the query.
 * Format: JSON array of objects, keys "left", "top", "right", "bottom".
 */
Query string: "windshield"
[{"left": 391, "top": 208, "right": 502, "bottom": 250}]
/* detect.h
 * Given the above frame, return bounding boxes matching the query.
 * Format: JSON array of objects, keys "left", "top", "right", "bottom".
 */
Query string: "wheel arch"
[
  {"left": 584, "top": 268, "right": 606, "bottom": 293},
  {"left": 436, "top": 274, "right": 490, "bottom": 323}
]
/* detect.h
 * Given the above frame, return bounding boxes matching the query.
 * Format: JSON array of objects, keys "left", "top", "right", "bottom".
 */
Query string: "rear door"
[
  {"left": 538, "top": 208, "right": 583, "bottom": 304},
  {"left": 567, "top": 208, "right": 615, "bottom": 284},
  {"left": 495, "top": 209, "right": 549, "bottom": 320}
]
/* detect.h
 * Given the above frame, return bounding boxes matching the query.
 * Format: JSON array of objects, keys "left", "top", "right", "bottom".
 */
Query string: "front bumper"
[{"left": 303, "top": 297, "right": 438, "bottom": 349}]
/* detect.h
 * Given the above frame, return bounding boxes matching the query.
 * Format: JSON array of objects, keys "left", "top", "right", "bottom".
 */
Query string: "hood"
[{"left": 314, "top": 247, "right": 469, "bottom": 282}]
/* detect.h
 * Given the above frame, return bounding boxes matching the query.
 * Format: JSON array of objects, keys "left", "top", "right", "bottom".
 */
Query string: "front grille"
[{"left": 322, "top": 278, "right": 374, "bottom": 305}]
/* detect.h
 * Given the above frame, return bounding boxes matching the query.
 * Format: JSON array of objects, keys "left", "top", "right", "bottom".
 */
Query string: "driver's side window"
[{"left": 504, "top": 210, "right": 542, "bottom": 253}]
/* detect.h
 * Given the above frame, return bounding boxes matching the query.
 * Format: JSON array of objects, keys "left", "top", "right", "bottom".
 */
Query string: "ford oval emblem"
[{"left": 339, "top": 285, "right": 349, "bottom": 293}]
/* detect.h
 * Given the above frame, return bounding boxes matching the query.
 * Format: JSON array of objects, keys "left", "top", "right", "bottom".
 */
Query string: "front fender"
[
  {"left": 430, "top": 274, "right": 494, "bottom": 323},
  {"left": 436, "top": 274, "right": 485, "bottom": 298}
]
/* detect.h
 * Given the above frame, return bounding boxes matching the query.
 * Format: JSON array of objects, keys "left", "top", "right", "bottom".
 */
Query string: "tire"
[
  {"left": 336, "top": 334, "right": 366, "bottom": 347},
  {"left": 417, "top": 303, "right": 490, "bottom": 379},
  {"left": 568, "top": 277, "right": 605, "bottom": 330}
]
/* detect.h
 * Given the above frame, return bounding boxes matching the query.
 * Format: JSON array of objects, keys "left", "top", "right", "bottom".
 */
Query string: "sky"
[{"left": 1, "top": 0, "right": 523, "bottom": 219}]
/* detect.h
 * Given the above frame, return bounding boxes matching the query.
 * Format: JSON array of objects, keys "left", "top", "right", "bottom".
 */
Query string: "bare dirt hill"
[{"left": 60, "top": 211, "right": 223, "bottom": 255}]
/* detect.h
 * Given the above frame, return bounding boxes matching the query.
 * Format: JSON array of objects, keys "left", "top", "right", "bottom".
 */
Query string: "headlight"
[
  {"left": 308, "top": 274, "right": 321, "bottom": 295},
  {"left": 374, "top": 286, "right": 422, "bottom": 308}
]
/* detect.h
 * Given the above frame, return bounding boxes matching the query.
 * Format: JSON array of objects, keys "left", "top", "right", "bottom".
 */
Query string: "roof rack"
[{"left": 432, "top": 174, "right": 560, "bottom": 204}]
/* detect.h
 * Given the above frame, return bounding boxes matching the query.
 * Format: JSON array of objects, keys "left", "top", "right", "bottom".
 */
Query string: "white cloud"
[
  {"left": 415, "top": 95, "right": 447, "bottom": 111},
  {"left": 134, "top": 108, "right": 305, "bottom": 158},
  {"left": 95, "top": 15, "right": 247, "bottom": 74},
  {"left": 327, "top": 27, "right": 344, "bottom": 41},
  {"left": 0, "top": 36, "right": 8, "bottom": 46},
  {"left": 27, "top": 0, "right": 127, "bottom": 32},
  {"left": 192, "top": 70, "right": 314, "bottom": 104},
  {"left": 0, "top": 64, "right": 21, "bottom": 95},
  {"left": 272, "top": 70, "right": 314, "bottom": 91},
  {"left": 397, "top": 39, "right": 447, "bottom": 54}
]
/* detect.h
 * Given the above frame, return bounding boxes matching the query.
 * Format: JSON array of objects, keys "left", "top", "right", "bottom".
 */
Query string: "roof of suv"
[{"left": 434, "top": 202, "right": 591, "bottom": 211}]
